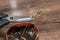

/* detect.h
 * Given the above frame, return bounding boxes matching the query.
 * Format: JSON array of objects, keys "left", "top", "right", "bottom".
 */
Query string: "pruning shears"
[{"left": 0, "top": 10, "right": 41, "bottom": 28}]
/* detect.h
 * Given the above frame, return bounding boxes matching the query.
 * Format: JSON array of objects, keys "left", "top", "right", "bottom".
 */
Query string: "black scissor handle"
[
  {"left": 0, "top": 12, "right": 8, "bottom": 19},
  {"left": 0, "top": 12, "right": 10, "bottom": 28},
  {"left": 0, "top": 19, "right": 10, "bottom": 28}
]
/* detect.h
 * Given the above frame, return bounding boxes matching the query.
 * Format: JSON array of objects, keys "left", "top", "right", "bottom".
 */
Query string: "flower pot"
[{"left": 6, "top": 22, "right": 40, "bottom": 40}]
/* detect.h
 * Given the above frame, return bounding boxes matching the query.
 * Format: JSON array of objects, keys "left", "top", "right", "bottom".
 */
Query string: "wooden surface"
[{"left": 0, "top": 0, "right": 60, "bottom": 40}]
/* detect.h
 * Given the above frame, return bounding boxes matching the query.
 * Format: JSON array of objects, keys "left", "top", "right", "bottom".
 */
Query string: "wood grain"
[{"left": 0, "top": 0, "right": 60, "bottom": 40}]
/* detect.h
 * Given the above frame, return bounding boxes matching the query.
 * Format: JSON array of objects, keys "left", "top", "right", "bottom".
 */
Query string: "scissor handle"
[
  {"left": 0, "top": 12, "right": 10, "bottom": 28},
  {"left": 0, "top": 12, "right": 8, "bottom": 19}
]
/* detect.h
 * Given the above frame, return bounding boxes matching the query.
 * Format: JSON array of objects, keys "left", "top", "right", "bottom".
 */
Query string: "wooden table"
[{"left": 0, "top": 0, "right": 60, "bottom": 40}]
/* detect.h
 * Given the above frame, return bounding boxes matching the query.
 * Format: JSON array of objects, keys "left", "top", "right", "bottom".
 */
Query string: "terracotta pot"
[{"left": 6, "top": 22, "right": 40, "bottom": 40}]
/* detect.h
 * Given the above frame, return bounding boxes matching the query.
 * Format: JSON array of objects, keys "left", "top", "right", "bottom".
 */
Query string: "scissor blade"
[{"left": 5, "top": 16, "right": 34, "bottom": 22}]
